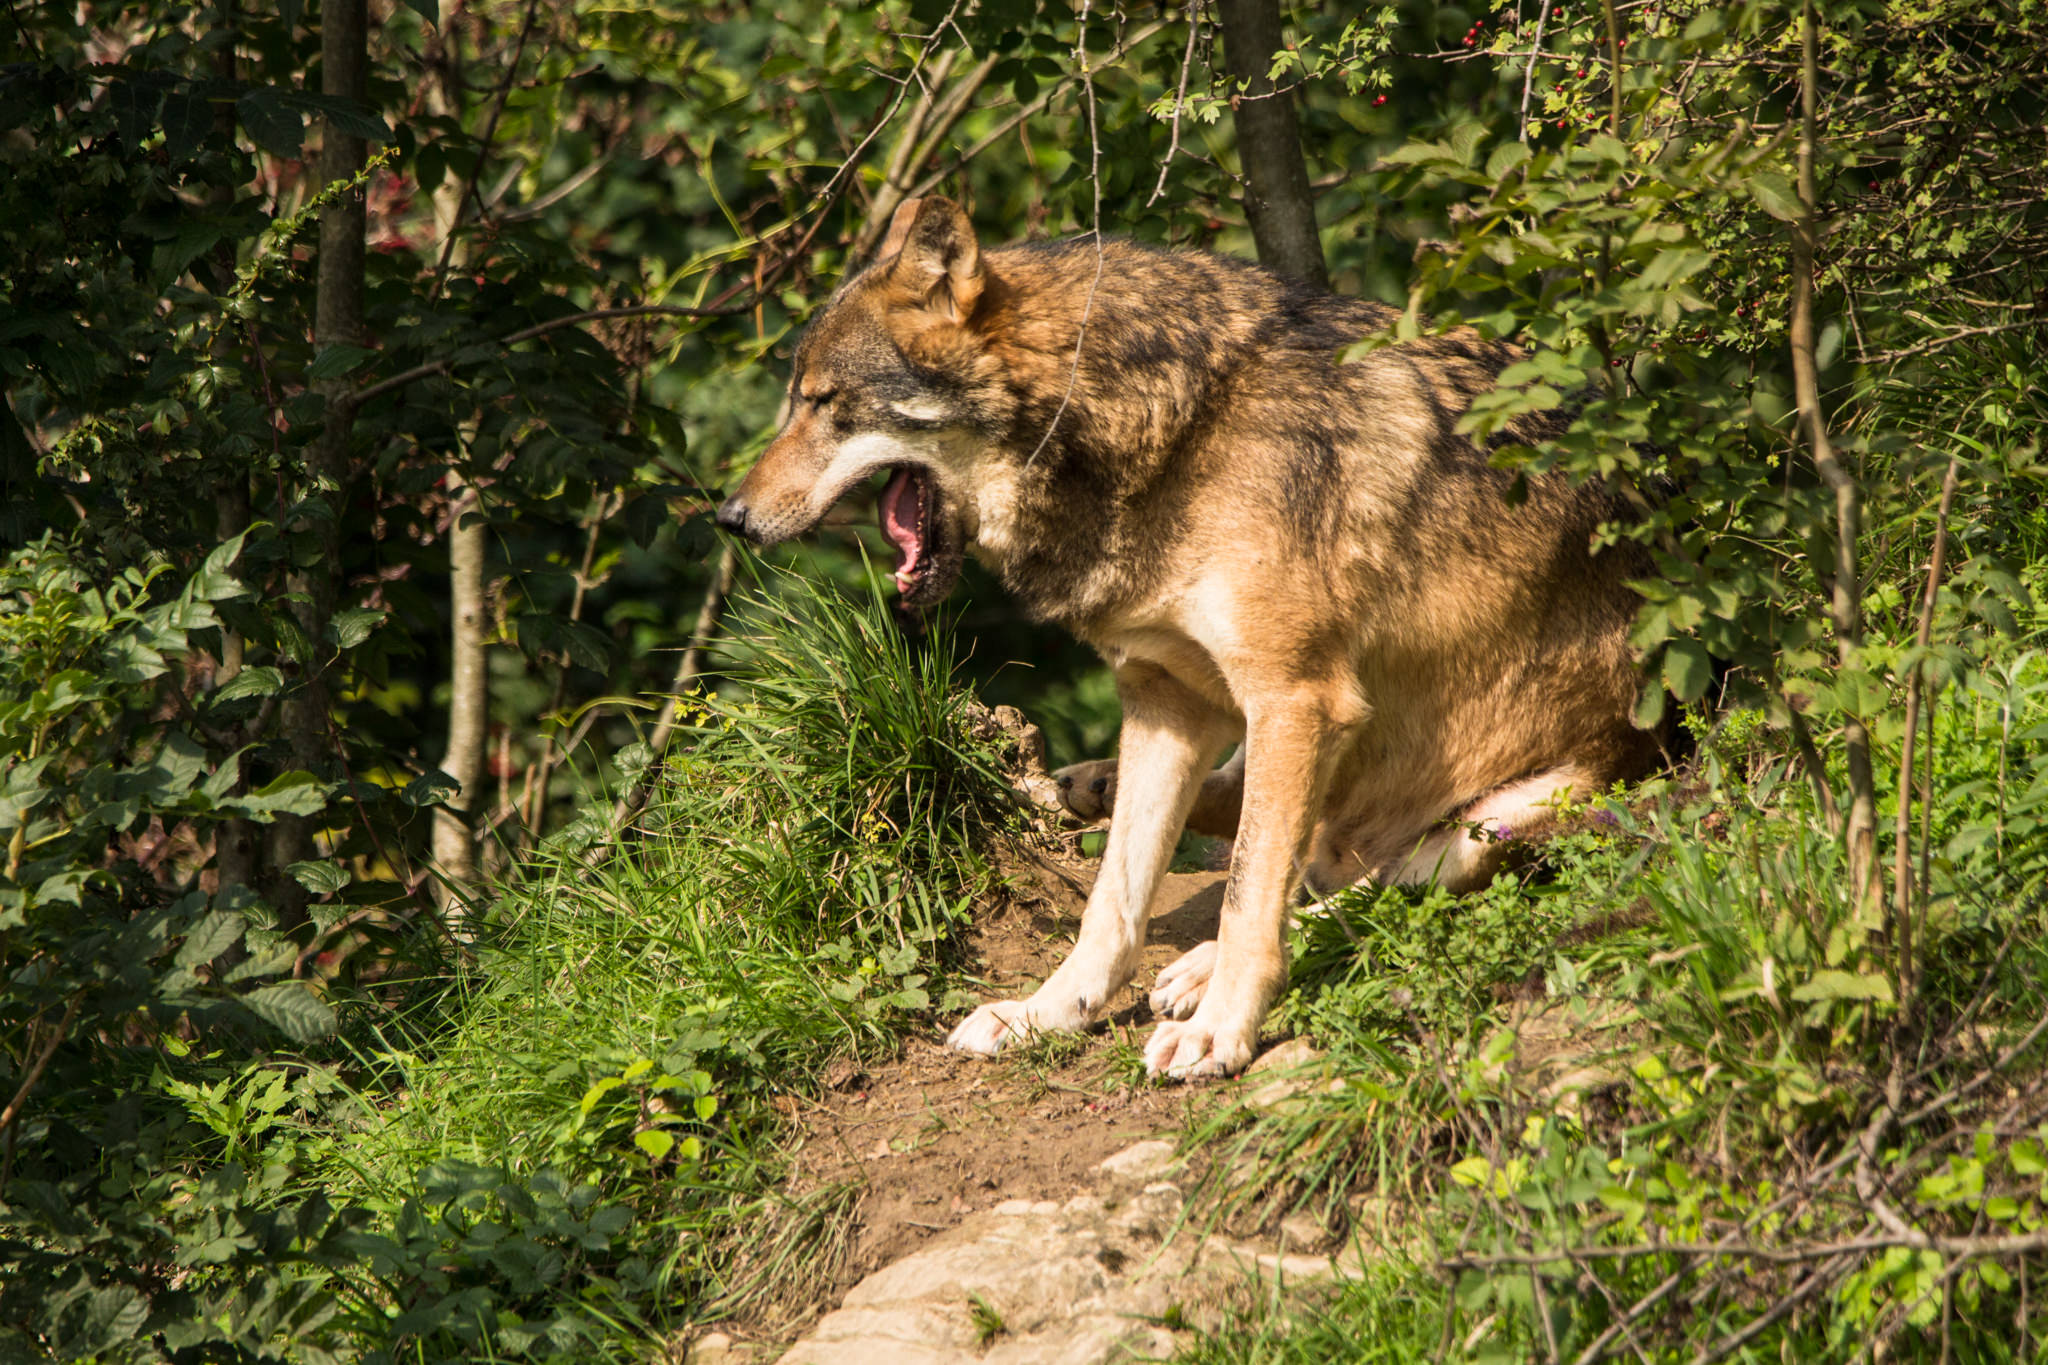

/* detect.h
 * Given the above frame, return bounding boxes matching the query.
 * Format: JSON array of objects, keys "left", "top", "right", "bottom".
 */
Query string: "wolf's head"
[{"left": 715, "top": 197, "right": 1008, "bottom": 618}]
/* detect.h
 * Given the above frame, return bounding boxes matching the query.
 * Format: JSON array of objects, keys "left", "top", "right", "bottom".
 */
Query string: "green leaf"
[
  {"left": 215, "top": 666, "right": 286, "bottom": 704},
  {"left": 143, "top": 730, "right": 210, "bottom": 801},
  {"left": 237, "top": 89, "right": 305, "bottom": 158},
  {"left": 244, "top": 982, "right": 337, "bottom": 1042},
  {"left": 401, "top": 770, "right": 460, "bottom": 807},
  {"left": 1789, "top": 970, "right": 1895, "bottom": 1004},
  {"left": 289, "top": 861, "right": 351, "bottom": 897},
  {"left": 1747, "top": 171, "right": 1804, "bottom": 223},
  {"left": 1484, "top": 141, "right": 1531, "bottom": 182},
  {"left": 307, "top": 344, "right": 379, "bottom": 382},
  {"left": 634, "top": 1130, "right": 675, "bottom": 1160},
  {"left": 1661, "top": 640, "right": 1712, "bottom": 703},
  {"left": 177, "top": 909, "right": 248, "bottom": 967},
  {"left": 398, "top": 0, "right": 438, "bottom": 23},
  {"left": 234, "top": 771, "right": 330, "bottom": 820},
  {"left": 329, "top": 607, "right": 386, "bottom": 649}
]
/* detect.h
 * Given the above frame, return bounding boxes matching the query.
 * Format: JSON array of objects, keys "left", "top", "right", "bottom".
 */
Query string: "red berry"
[
  {"left": 1577, "top": 68, "right": 1588, "bottom": 77},
  {"left": 1374, "top": 94, "right": 1387, "bottom": 105}
]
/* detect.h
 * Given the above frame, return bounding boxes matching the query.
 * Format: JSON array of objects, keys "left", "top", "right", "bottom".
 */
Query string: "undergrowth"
[
  {"left": 1180, "top": 630, "right": 2048, "bottom": 1362},
  {"left": 20, "top": 573, "right": 1016, "bottom": 1362}
]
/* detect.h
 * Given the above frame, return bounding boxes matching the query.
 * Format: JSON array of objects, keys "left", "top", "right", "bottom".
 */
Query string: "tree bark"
[
  {"left": 207, "top": 0, "right": 261, "bottom": 905},
  {"left": 1217, "top": 0, "right": 1326, "bottom": 288},
  {"left": 431, "top": 479, "right": 489, "bottom": 915},
  {"left": 1788, "top": 0, "right": 1877, "bottom": 909},
  {"left": 423, "top": 14, "right": 491, "bottom": 919},
  {"left": 269, "top": 0, "right": 368, "bottom": 925}
]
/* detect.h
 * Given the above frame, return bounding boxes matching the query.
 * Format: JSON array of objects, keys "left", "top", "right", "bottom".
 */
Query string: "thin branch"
[
  {"left": 1891, "top": 454, "right": 1961, "bottom": 1026},
  {"left": 350, "top": 304, "right": 743, "bottom": 404},
  {"left": 0, "top": 995, "right": 81, "bottom": 1140},
  {"left": 1519, "top": 0, "right": 1555, "bottom": 140},
  {"left": 1025, "top": 1, "right": 1107, "bottom": 468},
  {"left": 1149, "top": 1, "right": 1204, "bottom": 205},
  {"left": 428, "top": 0, "right": 544, "bottom": 303}
]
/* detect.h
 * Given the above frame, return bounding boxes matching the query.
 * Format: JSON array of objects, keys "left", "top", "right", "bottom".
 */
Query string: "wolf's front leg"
[
  {"left": 1145, "top": 689, "right": 1354, "bottom": 1078},
  {"left": 947, "top": 664, "right": 1233, "bottom": 1057}
]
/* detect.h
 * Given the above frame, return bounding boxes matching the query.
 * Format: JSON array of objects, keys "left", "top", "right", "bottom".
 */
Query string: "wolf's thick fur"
[{"left": 717, "top": 198, "right": 1659, "bottom": 1078}]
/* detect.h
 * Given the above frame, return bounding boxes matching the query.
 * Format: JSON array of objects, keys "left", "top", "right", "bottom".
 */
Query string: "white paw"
[
  {"left": 945, "top": 1000, "right": 1039, "bottom": 1056},
  {"left": 1149, "top": 941, "right": 1217, "bottom": 1020},
  {"left": 1143, "top": 1012, "right": 1257, "bottom": 1080}
]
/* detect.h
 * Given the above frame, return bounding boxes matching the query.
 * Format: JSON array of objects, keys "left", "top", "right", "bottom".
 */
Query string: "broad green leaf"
[
  {"left": 234, "top": 771, "right": 329, "bottom": 820},
  {"left": 237, "top": 89, "right": 305, "bottom": 157},
  {"left": 329, "top": 607, "right": 387, "bottom": 649},
  {"left": 176, "top": 909, "right": 248, "bottom": 967},
  {"left": 634, "top": 1130, "right": 675, "bottom": 1160},
  {"left": 1747, "top": 171, "right": 1803, "bottom": 222},
  {"left": 1789, "top": 969, "right": 1895, "bottom": 1004},
  {"left": 215, "top": 666, "right": 286, "bottom": 704},
  {"left": 307, "top": 344, "right": 379, "bottom": 382},
  {"left": 244, "top": 982, "right": 337, "bottom": 1042},
  {"left": 289, "top": 861, "right": 351, "bottom": 897},
  {"left": 401, "top": 770, "right": 461, "bottom": 807},
  {"left": 1484, "top": 141, "right": 1531, "bottom": 181},
  {"left": 1662, "top": 639, "right": 1712, "bottom": 703}
]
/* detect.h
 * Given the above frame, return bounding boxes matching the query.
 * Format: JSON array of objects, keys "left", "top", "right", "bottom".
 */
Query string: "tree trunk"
[
  {"left": 270, "top": 0, "right": 367, "bottom": 924},
  {"left": 423, "top": 11, "right": 490, "bottom": 918},
  {"left": 208, "top": 0, "right": 261, "bottom": 906},
  {"left": 1788, "top": 0, "right": 1877, "bottom": 909},
  {"left": 431, "top": 478, "right": 488, "bottom": 916},
  {"left": 1217, "top": 0, "right": 1326, "bottom": 288}
]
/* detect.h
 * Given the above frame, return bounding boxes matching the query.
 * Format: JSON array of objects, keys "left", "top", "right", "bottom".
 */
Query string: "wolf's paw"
[
  {"left": 1052, "top": 759, "right": 1118, "bottom": 822},
  {"left": 1144, "top": 1011, "right": 1257, "bottom": 1080},
  {"left": 1149, "top": 941, "right": 1216, "bottom": 1020},
  {"left": 945, "top": 1000, "right": 1043, "bottom": 1057}
]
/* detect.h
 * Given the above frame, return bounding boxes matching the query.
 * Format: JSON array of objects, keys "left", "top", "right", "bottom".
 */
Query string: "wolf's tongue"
[{"left": 878, "top": 467, "right": 925, "bottom": 592}]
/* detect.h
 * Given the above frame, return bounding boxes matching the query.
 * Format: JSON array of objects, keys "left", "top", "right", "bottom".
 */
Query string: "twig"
[
  {"left": 350, "top": 304, "right": 744, "bottom": 404},
  {"left": 0, "top": 995, "right": 81, "bottom": 1140},
  {"left": 1148, "top": 2, "right": 1204, "bottom": 205},
  {"left": 428, "top": 0, "right": 544, "bottom": 303},
  {"left": 1519, "top": 0, "right": 1555, "bottom": 140},
  {"left": 606, "top": 543, "right": 740, "bottom": 835},
  {"left": 1025, "top": 0, "right": 1107, "bottom": 468},
  {"left": 1890, "top": 454, "right": 1961, "bottom": 1025}
]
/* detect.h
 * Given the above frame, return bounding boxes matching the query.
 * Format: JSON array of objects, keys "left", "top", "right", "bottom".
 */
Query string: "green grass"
[{"left": 247, "top": 571, "right": 1019, "bottom": 1356}]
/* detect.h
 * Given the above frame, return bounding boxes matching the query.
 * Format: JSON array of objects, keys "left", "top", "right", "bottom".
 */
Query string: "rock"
[
  {"left": 778, "top": 1185, "right": 1264, "bottom": 1364},
  {"left": 1094, "top": 1138, "right": 1181, "bottom": 1185},
  {"left": 1241, "top": 1037, "right": 1330, "bottom": 1113},
  {"left": 1278, "top": 1209, "right": 1337, "bottom": 1253},
  {"left": 683, "top": 1330, "right": 772, "bottom": 1364}
]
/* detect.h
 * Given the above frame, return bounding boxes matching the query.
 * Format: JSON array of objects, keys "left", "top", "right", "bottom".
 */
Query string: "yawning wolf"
[{"left": 715, "top": 197, "right": 1660, "bottom": 1079}]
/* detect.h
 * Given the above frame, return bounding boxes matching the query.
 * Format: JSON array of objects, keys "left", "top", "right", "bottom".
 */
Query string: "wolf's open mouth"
[{"left": 878, "top": 465, "right": 935, "bottom": 595}]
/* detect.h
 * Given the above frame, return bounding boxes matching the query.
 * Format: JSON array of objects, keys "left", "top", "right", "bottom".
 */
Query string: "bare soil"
[{"left": 784, "top": 860, "right": 1237, "bottom": 1289}]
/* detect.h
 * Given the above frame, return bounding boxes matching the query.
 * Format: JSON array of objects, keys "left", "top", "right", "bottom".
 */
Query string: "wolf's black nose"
[{"left": 714, "top": 497, "right": 751, "bottom": 540}]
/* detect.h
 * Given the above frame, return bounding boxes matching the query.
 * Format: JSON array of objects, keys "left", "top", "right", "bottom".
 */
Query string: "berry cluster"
[{"left": 1461, "top": 16, "right": 1485, "bottom": 47}]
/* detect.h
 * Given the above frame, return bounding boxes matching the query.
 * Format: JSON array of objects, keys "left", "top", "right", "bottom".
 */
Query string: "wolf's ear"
[{"left": 879, "top": 197, "right": 984, "bottom": 324}]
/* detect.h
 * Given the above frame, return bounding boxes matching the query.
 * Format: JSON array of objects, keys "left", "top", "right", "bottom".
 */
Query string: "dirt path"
[{"left": 785, "top": 867, "right": 1236, "bottom": 1291}]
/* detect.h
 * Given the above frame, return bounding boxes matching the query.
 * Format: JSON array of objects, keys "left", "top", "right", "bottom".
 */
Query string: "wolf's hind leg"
[
  {"left": 948, "top": 666, "right": 1233, "bottom": 1057},
  {"left": 1149, "top": 941, "right": 1216, "bottom": 1020},
  {"left": 1055, "top": 746, "right": 1245, "bottom": 834},
  {"left": 1384, "top": 763, "right": 1605, "bottom": 892}
]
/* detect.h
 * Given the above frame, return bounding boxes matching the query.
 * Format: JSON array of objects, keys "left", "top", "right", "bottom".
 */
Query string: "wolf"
[{"left": 715, "top": 196, "right": 1661, "bottom": 1079}]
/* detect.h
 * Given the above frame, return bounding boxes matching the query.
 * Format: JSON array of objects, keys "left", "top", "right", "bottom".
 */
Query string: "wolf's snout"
[{"left": 714, "top": 495, "right": 756, "bottom": 542}]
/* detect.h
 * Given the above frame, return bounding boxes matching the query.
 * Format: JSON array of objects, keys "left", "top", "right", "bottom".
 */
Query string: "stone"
[
  {"left": 1241, "top": 1037, "right": 1330, "bottom": 1113},
  {"left": 1094, "top": 1138, "right": 1181, "bottom": 1184},
  {"left": 777, "top": 1178, "right": 1254, "bottom": 1364}
]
